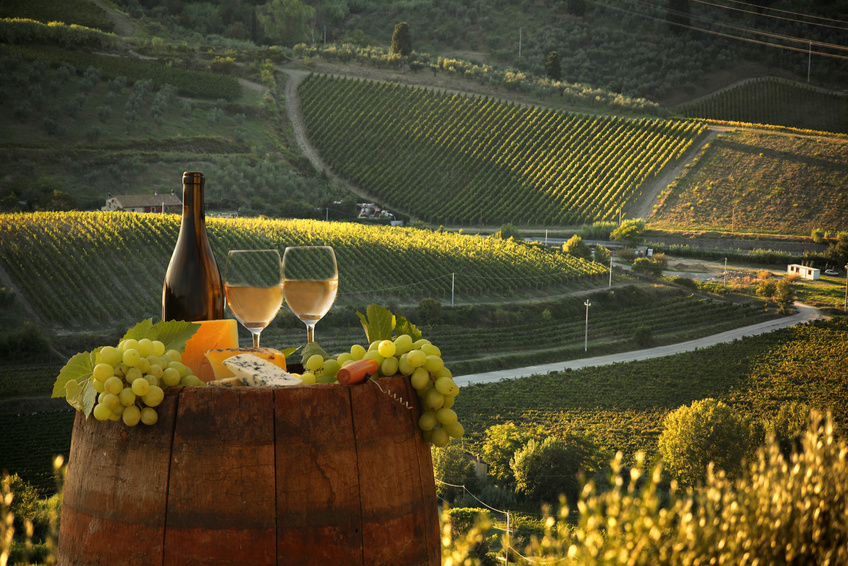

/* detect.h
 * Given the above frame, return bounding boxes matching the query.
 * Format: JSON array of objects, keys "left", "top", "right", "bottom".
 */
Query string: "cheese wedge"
[
  {"left": 183, "top": 320, "right": 239, "bottom": 380},
  {"left": 222, "top": 354, "right": 301, "bottom": 387},
  {"left": 202, "top": 347, "right": 288, "bottom": 382}
]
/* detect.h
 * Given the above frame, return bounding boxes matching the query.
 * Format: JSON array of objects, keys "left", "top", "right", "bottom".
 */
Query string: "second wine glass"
[
  {"left": 282, "top": 246, "right": 338, "bottom": 344},
  {"left": 224, "top": 249, "right": 284, "bottom": 348}
]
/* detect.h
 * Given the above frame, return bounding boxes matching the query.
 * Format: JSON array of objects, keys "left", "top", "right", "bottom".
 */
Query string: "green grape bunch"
[
  {"left": 64, "top": 337, "right": 204, "bottom": 427},
  {"left": 299, "top": 331, "right": 465, "bottom": 448}
]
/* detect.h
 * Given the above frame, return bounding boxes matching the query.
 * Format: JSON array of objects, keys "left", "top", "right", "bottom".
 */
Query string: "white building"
[
  {"left": 103, "top": 194, "right": 182, "bottom": 213},
  {"left": 787, "top": 264, "right": 820, "bottom": 280}
]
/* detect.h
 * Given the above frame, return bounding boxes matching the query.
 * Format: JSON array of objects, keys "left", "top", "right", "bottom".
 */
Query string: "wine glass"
[
  {"left": 282, "top": 246, "right": 338, "bottom": 344},
  {"left": 224, "top": 249, "right": 284, "bottom": 348}
]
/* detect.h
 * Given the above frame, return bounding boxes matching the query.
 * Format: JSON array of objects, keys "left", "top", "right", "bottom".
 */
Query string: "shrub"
[
  {"left": 617, "top": 247, "right": 636, "bottom": 262},
  {"left": 774, "top": 279, "right": 795, "bottom": 313},
  {"left": 756, "top": 280, "right": 776, "bottom": 298},
  {"left": 562, "top": 235, "right": 591, "bottom": 260},
  {"left": 512, "top": 434, "right": 600, "bottom": 504},
  {"left": 658, "top": 398, "right": 751, "bottom": 486},
  {"left": 482, "top": 422, "right": 534, "bottom": 488},
  {"left": 633, "top": 325, "right": 653, "bottom": 347},
  {"left": 432, "top": 443, "right": 478, "bottom": 503},
  {"left": 670, "top": 276, "right": 697, "bottom": 290},
  {"left": 417, "top": 297, "right": 443, "bottom": 326}
]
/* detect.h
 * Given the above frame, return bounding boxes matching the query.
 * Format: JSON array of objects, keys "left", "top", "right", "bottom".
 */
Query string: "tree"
[
  {"left": 481, "top": 422, "right": 534, "bottom": 488},
  {"left": 773, "top": 279, "right": 795, "bottom": 313},
  {"left": 544, "top": 51, "right": 561, "bottom": 81},
  {"left": 658, "top": 398, "right": 751, "bottom": 486},
  {"left": 610, "top": 218, "right": 646, "bottom": 247},
  {"left": 257, "top": 0, "right": 314, "bottom": 47},
  {"left": 491, "top": 223, "right": 520, "bottom": 241},
  {"left": 391, "top": 22, "right": 412, "bottom": 72},
  {"left": 432, "top": 444, "right": 478, "bottom": 503},
  {"left": 562, "top": 235, "right": 591, "bottom": 261},
  {"left": 417, "top": 297, "right": 443, "bottom": 326},
  {"left": 511, "top": 435, "right": 599, "bottom": 504},
  {"left": 593, "top": 244, "right": 611, "bottom": 264},
  {"left": 827, "top": 232, "right": 848, "bottom": 265}
]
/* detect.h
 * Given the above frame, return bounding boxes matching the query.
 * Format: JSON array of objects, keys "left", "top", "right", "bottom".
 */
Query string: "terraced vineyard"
[
  {"left": 298, "top": 74, "right": 706, "bottom": 225},
  {"left": 677, "top": 77, "right": 848, "bottom": 134},
  {"left": 0, "top": 211, "right": 607, "bottom": 328}
]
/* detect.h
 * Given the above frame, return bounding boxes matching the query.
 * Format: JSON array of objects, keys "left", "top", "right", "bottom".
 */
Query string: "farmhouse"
[
  {"left": 787, "top": 264, "right": 820, "bottom": 280},
  {"left": 103, "top": 194, "right": 182, "bottom": 213}
]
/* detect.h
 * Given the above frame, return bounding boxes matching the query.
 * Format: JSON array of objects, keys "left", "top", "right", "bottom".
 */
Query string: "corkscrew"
[{"left": 369, "top": 378, "right": 413, "bottom": 410}]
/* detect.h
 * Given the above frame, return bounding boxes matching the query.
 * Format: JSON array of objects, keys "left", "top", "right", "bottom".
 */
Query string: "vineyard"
[
  {"left": 454, "top": 317, "right": 848, "bottom": 463},
  {"left": 676, "top": 77, "right": 848, "bottom": 134},
  {"left": 0, "top": 211, "right": 607, "bottom": 328},
  {"left": 298, "top": 74, "right": 707, "bottom": 226},
  {"left": 650, "top": 129, "right": 848, "bottom": 235}
]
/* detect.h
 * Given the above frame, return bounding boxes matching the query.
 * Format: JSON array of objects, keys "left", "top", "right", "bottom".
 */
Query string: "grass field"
[{"left": 650, "top": 129, "right": 848, "bottom": 235}]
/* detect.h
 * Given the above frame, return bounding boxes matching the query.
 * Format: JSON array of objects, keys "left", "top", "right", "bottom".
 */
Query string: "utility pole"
[
  {"left": 609, "top": 256, "right": 613, "bottom": 288},
  {"left": 724, "top": 258, "right": 728, "bottom": 287},
  {"left": 844, "top": 265, "right": 847, "bottom": 313},
  {"left": 518, "top": 27, "right": 522, "bottom": 58},
  {"left": 807, "top": 42, "right": 812, "bottom": 83},
  {"left": 451, "top": 273, "right": 455, "bottom": 308},
  {"left": 584, "top": 299, "right": 591, "bottom": 352}
]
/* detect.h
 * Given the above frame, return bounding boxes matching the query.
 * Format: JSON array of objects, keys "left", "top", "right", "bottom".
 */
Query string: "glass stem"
[
  {"left": 306, "top": 324, "right": 315, "bottom": 344},
  {"left": 252, "top": 332, "right": 261, "bottom": 348}
]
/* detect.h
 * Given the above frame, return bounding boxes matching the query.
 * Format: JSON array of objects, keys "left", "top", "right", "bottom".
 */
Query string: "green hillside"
[{"left": 299, "top": 73, "right": 705, "bottom": 225}]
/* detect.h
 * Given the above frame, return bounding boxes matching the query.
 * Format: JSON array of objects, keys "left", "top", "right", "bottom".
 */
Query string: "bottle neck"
[{"left": 181, "top": 173, "right": 206, "bottom": 231}]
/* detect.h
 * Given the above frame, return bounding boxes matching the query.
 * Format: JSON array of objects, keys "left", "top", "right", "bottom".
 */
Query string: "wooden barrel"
[{"left": 58, "top": 375, "right": 440, "bottom": 566}]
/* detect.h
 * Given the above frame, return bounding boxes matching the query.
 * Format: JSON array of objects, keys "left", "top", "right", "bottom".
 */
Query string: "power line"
[
  {"left": 690, "top": 0, "right": 848, "bottom": 33},
  {"left": 586, "top": 0, "right": 848, "bottom": 61},
  {"left": 714, "top": 0, "right": 848, "bottom": 27}
]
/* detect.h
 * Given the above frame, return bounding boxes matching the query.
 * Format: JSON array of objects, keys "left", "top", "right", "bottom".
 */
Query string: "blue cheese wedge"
[{"left": 222, "top": 354, "right": 301, "bottom": 387}]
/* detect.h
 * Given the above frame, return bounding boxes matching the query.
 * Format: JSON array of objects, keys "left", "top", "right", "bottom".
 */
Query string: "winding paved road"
[{"left": 453, "top": 302, "right": 826, "bottom": 386}]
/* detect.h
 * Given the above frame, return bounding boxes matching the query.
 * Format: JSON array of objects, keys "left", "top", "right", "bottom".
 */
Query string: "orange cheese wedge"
[
  {"left": 182, "top": 319, "right": 239, "bottom": 381},
  {"left": 202, "top": 347, "right": 288, "bottom": 381}
]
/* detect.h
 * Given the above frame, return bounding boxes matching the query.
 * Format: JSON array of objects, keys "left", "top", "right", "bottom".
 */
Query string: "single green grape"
[
  {"left": 118, "top": 387, "right": 136, "bottom": 407},
  {"left": 125, "top": 367, "right": 142, "bottom": 384},
  {"left": 180, "top": 375, "right": 204, "bottom": 386},
  {"left": 316, "top": 374, "right": 336, "bottom": 383},
  {"left": 299, "top": 371, "right": 317, "bottom": 384},
  {"left": 93, "top": 403, "right": 112, "bottom": 421},
  {"left": 418, "top": 411, "right": 437, "bottom": 431},
  {"left": 122, "top": 405, "right": 141, "bottom": 426},
  {"left": 350, "top": 344, "right": 367, "bottom": 360},
  {"left": 140, "top": 407, "right": 158, "bottom": 425},
  {"left": 143, "top": 386, "right": 165, "bottom": 407},
  {"left": 322, "top": 359, "right": 341, "bottom": 377},
  {"left": 165, "top": 349, "right": 182, "bottom": 363},
  {"left": 442, "top": 395, "right": 455, "bottom": 409},
  {"left": 91, "top": 379, "right": 105, "bottom": 393},
  {"left": 145, "top": 374, "right": 158, "bottom": 386},
  {"left": 393, "top": 334, "right": 413, "bottom": 355},
  {"left": 362, "top": 350, "right": 384, "bottom": 365},
  {"left": 136, "top": 358, "right": 151, "bottom": 374},
  {"left": 147, "top": 364, "right": 164, "bottom": 380},
  {"left": 398, "top": 354, "right": 414, "bottom": 376},
  {"left": 436, "top": 408, "right": 458, "bottom": 425},
  {"left": 137, "top": 338, "right": 154, "bottom": 358},
  {"left": 131, "top": 378, "right": 150, "bottom": 396},
  {"left": 444, "top": 421, "right": 465, "bottom": 438},
  {"left": 410, "top": 367, "right": 430, "bottom": 390},
  {"left": 152, "top": 340, "right": 166, "bottom": 357},
  {"left": 368, "top": 340, "right": 381, "bottom": 351},
  {"left": 162, "top": 367, "right": 181, "bottom": 387},
  {"left": 92, "top": 363, "right": 114, "bottom": 383},
  {"left": 424, "top": 355, "right": 444, "bottom": 373},
  {"left": 120, "top": 339, "right": 139, "bottom": 353},
  {"left": 435, "top": 376, "right": 458, "bottom": 397},
  {"left": 412, "top": 338, "right": 431, "bottom": 350},
  {"left": 377, "top": 340, "right": 396, "bottom": 358},
  {"left": 406, "top": 349, "right": 426, "bottom": 368},
  {"left": 430, "top": 428, "right": 449, "bottom": 448},
  {"left": 104, "top": 376, "right": 124, "bottom": 395},
  {"left": 99, "top": 346, "right": 122, "bottom": 367},
  {"left": 421, "top": 344, "right": 441, "bottom": 357},
  {"left": 100, "top": 392, "right": 120, "bottom": 410},
  {"left": 122, "top": 348, "right": 141, "bottom": 368},
  {"left": 168, "top": 361, "right": 189, "bottom": 378},
  {"left": 424, "top": 388, "right": 445, "bottom": 412},
  {"left": 380, "top": 356, "right": 399, "bottom": 377},
  {"left": 433, "top": 366, "right": 453, "bottom": 379},
  {"left": 336, "top": 353, "right": 353, "bottom": 366},
  {"left": 306, "top": 354, "right": 324, "bottom": 372}
]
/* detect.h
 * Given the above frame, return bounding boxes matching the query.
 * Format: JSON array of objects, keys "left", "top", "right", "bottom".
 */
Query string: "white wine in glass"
[
  {"left": 224, "top": 249, "right": 283, "bottom": 348},
  {"left": 282, "top": 246, "right": 338, "bottom": 344}
]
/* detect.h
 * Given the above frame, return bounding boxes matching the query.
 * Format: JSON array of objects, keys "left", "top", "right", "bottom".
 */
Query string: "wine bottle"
[{"left": 162, "top": 171, "right": 224, "bottom": 321}]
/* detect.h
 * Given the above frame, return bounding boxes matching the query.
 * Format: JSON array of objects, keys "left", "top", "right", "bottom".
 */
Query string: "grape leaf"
[
  {"left": 300, "top": 342, "right": 328, "bottom": 365},
  {"left": 51, "top": 350, "right": 96, "bottom": 399},
  {"left": 357, "top": 304, "right": 396, "bottom": 344},
  {"left": 121, "top": 318, "right": 199, "bottom": 352},
  {"left": 80, "top": 380, "right": 97, "bottom": 417},
  {"left": 395, "top": 315, "right": 422, "bottom": 342},
  {"left": 150, "top": 320, "right": 201, "bottom": 352}
]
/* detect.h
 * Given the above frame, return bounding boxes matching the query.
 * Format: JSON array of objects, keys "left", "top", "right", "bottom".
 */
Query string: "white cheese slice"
[{"left": 223, "top": 354, "right": 301, "bottom": 387}]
